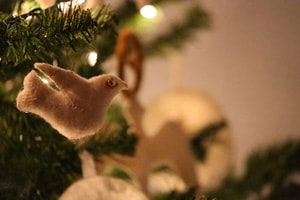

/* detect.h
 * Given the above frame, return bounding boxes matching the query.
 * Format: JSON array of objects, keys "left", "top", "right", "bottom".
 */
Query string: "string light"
[
  {"left": 35, "top": 136, "right": 42, "bottom": 141},
  {"left": 87, "top": 51, "right": 98, "bottom": 66},
  {"left": 25, "top": 15, "right": 32, "bottom": 21},
  {"left": 58, "top": 0, "right": 86, "bottom": 12},
  {"left": 140, "top": 5, "right": 157, "bottom": 19}
]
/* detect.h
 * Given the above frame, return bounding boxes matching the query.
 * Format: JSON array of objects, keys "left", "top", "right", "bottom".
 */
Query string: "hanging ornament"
[
  {"left": 16, "top": 63, "right": 127, "bottom": 140},
  {"left": 142, "top": 88, "right": 233, "bottom": 192},
  {"left": 116, "top": 28, "right": 232, "bottom": 191},
  {"left": 115, "top": 29, "right": 144, "bottom": 98},
  {"left": 59, "top": 176, "right": 148, "bottom": 200},
  {"left": 35, "top": 0, "right": 55, "bottom": 9},
  {"left": 142, "top": 88, "right": 225, "bottom": 137},
  {"left": 97, "top": 29, "right": 198, "bottom": 196}
]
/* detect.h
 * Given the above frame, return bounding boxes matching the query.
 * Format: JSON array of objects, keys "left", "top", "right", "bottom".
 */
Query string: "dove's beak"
[{"left": 121, "top": 81, "right": 129, "bottom": 90}]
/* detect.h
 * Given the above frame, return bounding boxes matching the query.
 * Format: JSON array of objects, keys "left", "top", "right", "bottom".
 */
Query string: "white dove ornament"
[{"left": 16, "top": 63, "right": 128, "bottom": 140}]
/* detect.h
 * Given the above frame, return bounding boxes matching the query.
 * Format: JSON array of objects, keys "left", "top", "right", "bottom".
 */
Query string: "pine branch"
[
  {"left": 0, "top": 100, "right": 82, "bottom": 199},
  {"left": 92, "top": 1, "right": 211, "bottom": 63},
  {"left": 78, "top": 125, "right": 138, "bottom": 158},
  {"left": 208, "top": 140, "right": 300, "bottom": 200},
  {"left": 151, "top": 187, "right": 216, "bottom": 200},
  {"left": 0, "top": 4, "right": 117, "bottom": 66},
  {"left": 76, "top": 104, "right": 138, "bottom": 158},
  {"left": 145, "top": 5, "right": 211, "bottom": 56},
  {"left": 0, "top": 101, "right": 138, "bottom": 198},
  {"left": 190, "top": 120, "right": 227, "bottom": 161},
  {"left": 0, "top": 0, "right": 16, "bottom": 13}
]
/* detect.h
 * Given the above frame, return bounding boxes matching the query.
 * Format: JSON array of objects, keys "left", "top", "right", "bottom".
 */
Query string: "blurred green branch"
[{"left": 0, "top": 4, "right": 117, "bottom": 67}]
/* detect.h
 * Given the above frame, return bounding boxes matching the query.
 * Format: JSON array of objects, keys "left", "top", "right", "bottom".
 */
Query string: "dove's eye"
[{"left": 106, "top": 78, "right": 118, "bottom": 88}]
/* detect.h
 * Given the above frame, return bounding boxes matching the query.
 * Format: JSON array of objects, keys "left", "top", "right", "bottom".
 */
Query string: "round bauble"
[
  {"left": 59, "top": 176, "right": 148, "bottom": 200},
  {"left": 142, "top": 88, "right": 225, "bottom": 137}
]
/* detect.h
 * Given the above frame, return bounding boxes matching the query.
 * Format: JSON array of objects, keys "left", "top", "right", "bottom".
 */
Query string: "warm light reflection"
[
  {"left": 140, "top": 5, "right": 157, "bottom": 19},
  {"left": 88, "top": 51, "right": 98, "bottom": 66},
  {"left": 41, "top": 78, "right": 49, "bottom": 85},
  {"left": 58, "top": 0, "right": 85, "bottom": 12},
  {"left": 25, "top": 15, "right": 32, "bottom": 21}
]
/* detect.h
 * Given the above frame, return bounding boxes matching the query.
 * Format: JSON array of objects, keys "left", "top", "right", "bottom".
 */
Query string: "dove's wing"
[{"left": 34, "top": 63, "right": 88, "bottom": 92}]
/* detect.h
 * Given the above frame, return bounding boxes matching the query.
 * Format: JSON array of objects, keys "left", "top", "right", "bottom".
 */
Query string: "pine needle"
[{"left": 0, "top": 4, "right": 117, "bottom": 65}]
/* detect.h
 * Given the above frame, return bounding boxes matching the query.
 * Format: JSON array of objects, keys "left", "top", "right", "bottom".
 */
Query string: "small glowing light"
[
  {"left": 76, "top": 0, "right": 86, "bottom": 4},
  {"left": 25, "top": 15, "right": 32, "bottom": 21},
  {"left": 58, "top": 0, "right": 85, "bottom": 12},
  {"left": 35, "top": 136, "right": 42, "bottom": 141},
  {"left": 42, "top": 78, "right": 49, "bottom": 85},
  {"left": 140, "top": 5, "right": 157, "bottom": 19},
  {"left": 88, "top": 51, "right": 98, "bottom": 66},
  {"left": 19, "top": 134, "right": 23, "bottom": 142}
]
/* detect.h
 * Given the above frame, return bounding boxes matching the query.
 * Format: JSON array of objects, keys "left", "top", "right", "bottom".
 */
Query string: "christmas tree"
[
  {"left": 0, "top": 0, "right": 211, "bottom": 199},
  {"left": 1, "top": 0, "right": 299, "bottom": 200}
]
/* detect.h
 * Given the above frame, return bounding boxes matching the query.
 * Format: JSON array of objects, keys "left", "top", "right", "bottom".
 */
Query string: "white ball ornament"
[
  {"left": 142, "top": 88, "right": 225, "bottom": 137},
  {"left": 59, "top": 176, "right": 149, "bottom": 200}
]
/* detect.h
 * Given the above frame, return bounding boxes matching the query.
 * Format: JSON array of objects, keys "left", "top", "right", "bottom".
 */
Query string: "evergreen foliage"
[
  {"left": 0, "top": 4, "right": 116, "bottom": 70},
  {"left": 0, "top": 1, "right": 211, "bottom": 198},
  {"left": 191, "top": 120, "right": 227, "bottom": 161},
  {"left": 208, "top": 140, "right": 300, "bottom": 200},
  {"left": 145, "top": 5, "right": 211, "bottom": 56},
  {"left": 0, "top": 100, "right": 82, "bottom": 199},
  {"left": 77, "top": 104, "right": 138, "bottom": 158},
  {"left": 0, "top": 99, "right": 137, "bottom": 199},
  {"left": 152, "top": 187, "right": 216, "bottom": 200}
]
